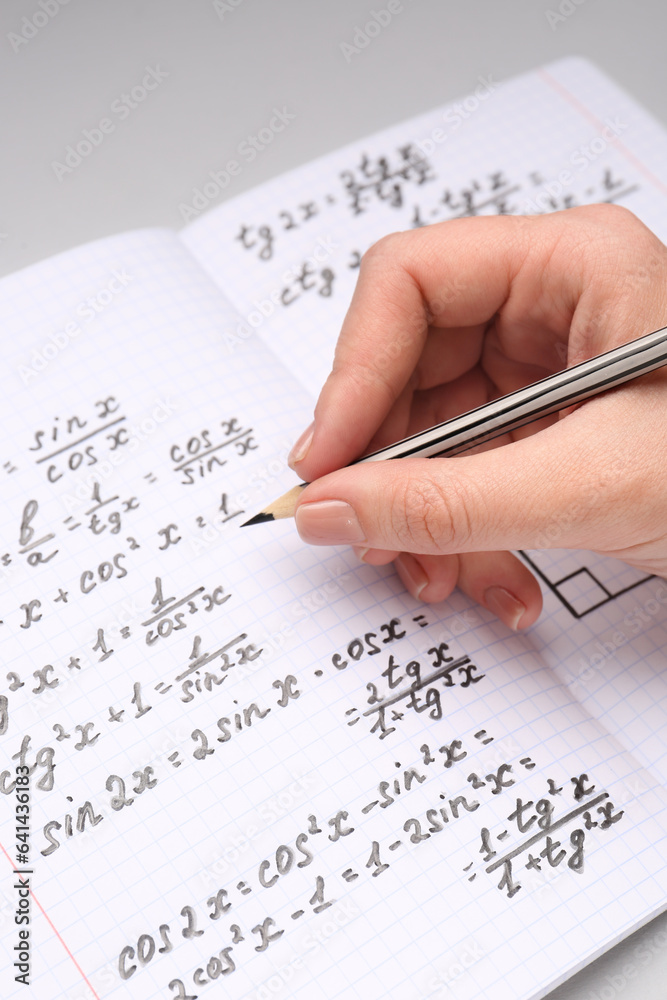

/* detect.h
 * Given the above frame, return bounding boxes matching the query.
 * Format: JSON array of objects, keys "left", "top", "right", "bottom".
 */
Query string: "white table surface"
[{"left": 1, "top": 1, "right": 666, "bottom": 997}]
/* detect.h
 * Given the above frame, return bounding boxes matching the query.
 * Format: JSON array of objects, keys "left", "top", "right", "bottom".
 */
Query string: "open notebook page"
[
  {"left": 1, "top": 229, "right": 667, "bottom": 1000},
  {"left": 181, "top": 53, "right": 667, "bottom": 789},
  {"left": 523, "top": 549, "right": 667, "bottom": 789},
  {"left": 181, "top": 55, "right": 667, "bottom": 392}
]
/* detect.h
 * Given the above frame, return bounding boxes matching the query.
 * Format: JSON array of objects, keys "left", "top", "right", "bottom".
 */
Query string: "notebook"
[{"left": 2, "top": 57, "right": 667, "bottom": 1000}]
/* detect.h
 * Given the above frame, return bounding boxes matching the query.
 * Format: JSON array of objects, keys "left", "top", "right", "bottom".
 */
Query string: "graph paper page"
[
  {"left": 182, "top": 56, "right": 667, "bottom": 395},
  {"left": 521, "top": 549, "right": 667, "bottom": 788},
  {"left": 1, "top": 228, "right": 667, "bottom": 1000},
  {"left": 181, "top": 54, "right": 667, "bottom": 791}
]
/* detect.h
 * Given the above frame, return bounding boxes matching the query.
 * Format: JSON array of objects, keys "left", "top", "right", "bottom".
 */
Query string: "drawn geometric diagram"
[{"left": 519, "top": 549, "right": 654, "bottom": 619}]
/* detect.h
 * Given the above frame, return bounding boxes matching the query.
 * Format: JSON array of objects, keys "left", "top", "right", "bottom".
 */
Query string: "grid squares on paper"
[
  {"left": 3, "top": 60, "right": 667, "bottom": 1000},
  {"left": 182, "top": 59, "right": 667, "bottom": 397},
  {"left": 522, "top": 549, "right": 654, "bottom": 619}
]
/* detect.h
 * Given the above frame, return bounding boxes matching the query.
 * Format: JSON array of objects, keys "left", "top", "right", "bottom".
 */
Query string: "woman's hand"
[{"left": 288, "top": 205, "right": 667, "bottom": 630}]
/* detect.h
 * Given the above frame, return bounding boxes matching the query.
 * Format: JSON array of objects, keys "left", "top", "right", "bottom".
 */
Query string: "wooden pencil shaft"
[{"left": 242, "top": 326, "right": 667, "bottom": 525}]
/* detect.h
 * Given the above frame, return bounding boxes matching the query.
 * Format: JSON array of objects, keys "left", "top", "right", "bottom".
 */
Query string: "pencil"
[{"left": 241, "top": 325, "right": 667, "bottom": 526}]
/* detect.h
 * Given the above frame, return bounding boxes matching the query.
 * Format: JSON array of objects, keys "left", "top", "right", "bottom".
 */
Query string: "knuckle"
[
  {"left": 575, "top": 202, "right": 636, "bottom": 229},
  {"left": 575, "top": 204, "right": 664, "bottom": 264},
  {"left": 391, "top": 473, "right": 477, "bottom": 553},
  {"left": 361, "top": 231, "right": 408, "bottom": 269},
  {"left": 336, "top": 355, "right": 397, "bottom": 406}
]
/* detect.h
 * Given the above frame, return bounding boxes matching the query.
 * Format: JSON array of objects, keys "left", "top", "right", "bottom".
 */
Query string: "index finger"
[{"left": 292, "top": 214, "right": 538, "bottom": 482}]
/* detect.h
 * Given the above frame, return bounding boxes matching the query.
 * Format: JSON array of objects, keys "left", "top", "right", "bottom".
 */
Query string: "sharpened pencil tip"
[
  {"left": 241, "top": 511, "right": 276, "bottom": 527},
  {"left": 240, "top": 482, "right": 308, "bottom": 526}
]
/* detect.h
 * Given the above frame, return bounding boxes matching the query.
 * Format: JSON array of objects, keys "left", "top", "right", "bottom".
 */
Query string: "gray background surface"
[{"left": 1, "top": 1, "right": 666, "bottom": 997}]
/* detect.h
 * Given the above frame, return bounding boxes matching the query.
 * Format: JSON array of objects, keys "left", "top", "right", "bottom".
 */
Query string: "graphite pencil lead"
[
  {"left": 240, "top": 483, "right": 308, "bottom": 526},
  {"left": 241, "top": 511, "right": 275, "bottom": 526}
]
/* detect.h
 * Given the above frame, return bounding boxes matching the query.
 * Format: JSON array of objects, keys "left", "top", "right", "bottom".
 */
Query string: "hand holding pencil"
[{"left": 286, "top": 205, "right": 667, "bottom": 630}]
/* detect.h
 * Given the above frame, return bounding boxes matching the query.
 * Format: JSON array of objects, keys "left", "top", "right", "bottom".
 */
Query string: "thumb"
[{"left": 293, "top": 399, "right": 633, "bottom": 556}]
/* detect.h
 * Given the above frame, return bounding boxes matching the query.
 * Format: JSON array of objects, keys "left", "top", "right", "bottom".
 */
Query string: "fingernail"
[
  {"left": 288, "top": 422, "right": 315, "bottom": 469},
  {"left": 353, "top": 545, "right": 370, "bottom": 562},
  {"left": 395, "top": 553, "right": 428, "bottom": 600},
  {"left": 484, "top": 586, "right": 526, "bottom": 631},
  {"left": 295, "top": 500, "right": 365, "bottom": 545}
]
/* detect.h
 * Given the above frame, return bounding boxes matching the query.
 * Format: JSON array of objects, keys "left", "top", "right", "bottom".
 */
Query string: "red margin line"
[
  {"left": 539, "top": 67, "right": 667, "bottom": 200},
  {"left": 1, "top": 839, "right": 101, "bottom": 1000}
]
